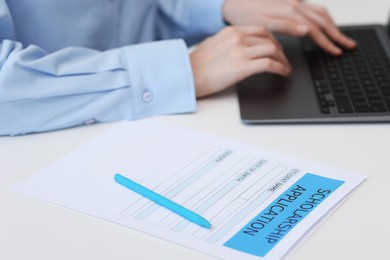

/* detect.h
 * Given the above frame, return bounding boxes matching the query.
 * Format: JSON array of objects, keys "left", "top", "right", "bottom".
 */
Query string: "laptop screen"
[{"left": 387, "top": 11, "right": 390, "bottom": 37}]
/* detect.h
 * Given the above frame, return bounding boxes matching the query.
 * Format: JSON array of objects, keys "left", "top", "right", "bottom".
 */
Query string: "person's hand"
[
  {"left": 223, "top": 0, "right": 356, "bottom": 56},
  {"left": 190, "top": 26, "right": 291, "bottom": 98}
]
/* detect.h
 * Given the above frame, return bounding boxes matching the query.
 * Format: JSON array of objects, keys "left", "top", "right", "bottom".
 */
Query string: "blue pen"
[{"left": 114, "top": 173, "right": 212, "bottom": 229}]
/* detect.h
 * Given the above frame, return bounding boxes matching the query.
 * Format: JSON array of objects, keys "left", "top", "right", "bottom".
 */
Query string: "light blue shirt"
[{"left": 0, "top": 0, "right": 225, "bottom": 136}]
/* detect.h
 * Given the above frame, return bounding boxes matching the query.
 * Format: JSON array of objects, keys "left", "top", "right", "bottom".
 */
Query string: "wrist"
[
  {"left": 222, "top": 0, "right": 231, "bottom": 25},
  {"left": 222, "top": 0, "right": 239, "bottom": 25}
]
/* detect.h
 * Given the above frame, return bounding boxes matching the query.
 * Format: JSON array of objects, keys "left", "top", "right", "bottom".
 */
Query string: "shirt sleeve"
[
  {"left": 0, "top": 39, "right": 196, "bottom": 136},
  {"left": 156, "top": 0, "right": 226, "bottom": 46}
]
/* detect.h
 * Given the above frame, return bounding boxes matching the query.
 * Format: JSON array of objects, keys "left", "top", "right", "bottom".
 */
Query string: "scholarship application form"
[{"left": 12, "top": 120, "right": 366, "bottom": 259}]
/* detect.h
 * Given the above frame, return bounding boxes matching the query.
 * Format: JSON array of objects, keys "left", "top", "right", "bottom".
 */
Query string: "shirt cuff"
[
  {"left": 186, "top": 0, "right": 226, "bottom": 36},
  {"left": 120, "top": 39, "right": 196, "bottom": 119}
]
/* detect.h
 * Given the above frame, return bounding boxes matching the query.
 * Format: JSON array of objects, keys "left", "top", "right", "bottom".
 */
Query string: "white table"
[{"left": 1, "top": 1, "right": 389, "bottom": 259}]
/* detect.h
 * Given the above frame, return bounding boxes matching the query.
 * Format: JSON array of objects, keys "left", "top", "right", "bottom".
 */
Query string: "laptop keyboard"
[{"left": 303, "top": 28, "right": 390, "bottom": 114}]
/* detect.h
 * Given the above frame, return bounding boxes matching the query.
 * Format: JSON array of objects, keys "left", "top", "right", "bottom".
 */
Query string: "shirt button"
[
  {"left": 142, "top": 90, "right": 153, "bottom": 103},
  {"left": 83, "top": 118, "right": 96, "bottom": 125}
]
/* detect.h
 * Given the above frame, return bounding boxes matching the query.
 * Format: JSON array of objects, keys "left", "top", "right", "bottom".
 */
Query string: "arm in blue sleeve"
[
  {"left": 0, "top": 39, "right": 196, "bottom": 136},
  {"left": 157, "top": 0, "right": 226, "bottom": 46}
]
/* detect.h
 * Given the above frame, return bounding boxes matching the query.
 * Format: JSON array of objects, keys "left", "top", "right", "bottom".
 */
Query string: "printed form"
[{"left": 12, "top": 120, "right": 366, "bottom": 259}]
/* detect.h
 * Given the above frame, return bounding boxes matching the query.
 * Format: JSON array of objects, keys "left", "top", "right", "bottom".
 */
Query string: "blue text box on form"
[{"left": 223, "top": 173, "right": 345, "bottom": 257}]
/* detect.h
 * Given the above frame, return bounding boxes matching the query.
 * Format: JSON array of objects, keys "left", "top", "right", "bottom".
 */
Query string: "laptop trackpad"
[{"left": 237, "top": 36, "right": 322, "bottom": 123}]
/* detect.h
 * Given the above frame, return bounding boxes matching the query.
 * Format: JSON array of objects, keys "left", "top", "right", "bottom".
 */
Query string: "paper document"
[{"left": 13, "top": 120, "right": 366, "bottom": 259}]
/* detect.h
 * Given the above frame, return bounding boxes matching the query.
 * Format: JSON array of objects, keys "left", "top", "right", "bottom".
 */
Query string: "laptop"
[{"left": 237, "top": 12, "right": 390, "bottom": 123}]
